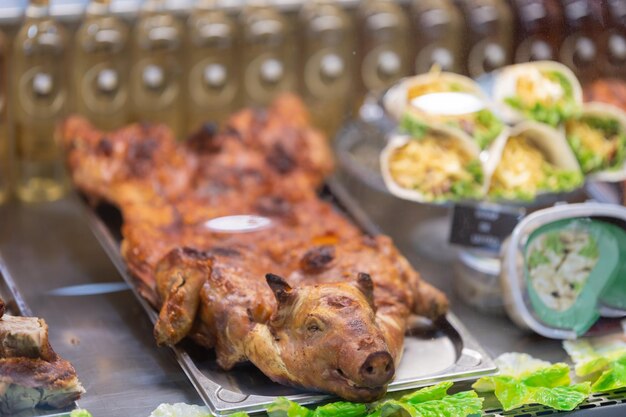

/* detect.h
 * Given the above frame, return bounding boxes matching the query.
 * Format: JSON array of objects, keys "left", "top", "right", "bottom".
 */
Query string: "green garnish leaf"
[
  {"left": 70, "top": 411, "right": 94, "bottom": 417},
  {"left": 564, "top": 337, "right": 626, "bottom": 393},
  {"left": 313, "top": 402, "right": 368, "bottom": 417},
  {"left": 493, "top": 378, "right": 590, "bottom": 411},
  {"left": 521, "top": 363, "right": 571, "bottom": 388},
  {"left": 591, "top": 355, "right": 626, "bottom": 392},
  {"left": 400, "top": 381, "right": 453, "bottom": 404},
  {"left": 368, "top": 400, "right": 417, "bottom": 417},
  {"left": 473, "top": 353, "right": 587, "bottom": 412},
  {"left": 267, "top": 397, "right": 313, "bottom": 417},
  {"left": 368, "top": 390, "right": 482, "bottom": 417}
]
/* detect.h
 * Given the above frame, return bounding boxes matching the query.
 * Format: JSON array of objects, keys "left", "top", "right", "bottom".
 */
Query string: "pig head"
[{"left": 244, "top": 273, "right": 395, "bottom": 402}]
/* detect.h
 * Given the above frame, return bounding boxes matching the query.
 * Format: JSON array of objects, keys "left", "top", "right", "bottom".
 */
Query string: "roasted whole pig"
[{"left": 60, "top": 95, "right": 449, "bottom": 402}]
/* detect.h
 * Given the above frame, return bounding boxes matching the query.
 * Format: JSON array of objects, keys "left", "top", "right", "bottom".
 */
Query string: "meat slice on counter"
[
  {"left": 0, "top": 299, "right": 84, "bottom": 414},
  {"left": 60, "top": 94, "right": 449, "bottom": 402},
  {"left": 0, "top": 356, "right": 84, "bottom": 414},
  {"left": 0, "top": 315, "right": 54, "bottom": 360}
]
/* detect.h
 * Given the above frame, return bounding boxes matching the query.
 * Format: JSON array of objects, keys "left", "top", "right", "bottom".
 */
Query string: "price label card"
[{"left": 449, "top": 203, "right": 525, "bottom": 252}]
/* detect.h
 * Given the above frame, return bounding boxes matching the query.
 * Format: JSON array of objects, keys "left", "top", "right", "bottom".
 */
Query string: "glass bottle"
[
  {"left": 559, "top": 0, "right": 603, "bottom": 83},
  {"left": 299, "top": 0, "right": 354, "bottom": 136},
  {"left": 411, "top": 0, "right": 465, "bottom": 74},
  {"left": 455, "top": 0, "right": 514, "bottom": 77},
  {"left": 74, "top": 0, "right": 130, "bottom": 131},
  {"left": 186, "top": 0, "right": 238, "bottom": 133},
  {"left": 0, "top": 30, "right": 8, "bottom": 204},
  {"left": 239, "top": 0, "right": 296, "bottom": 106},
  {"left": 598, "top": 0, "right": 626, "bottom": 79},
  {"left": 508, "top": 0, "right": 565, "bottom": 63},
  {"left": 131, "top": 0, "right": 184, "bottom": 138},
  {"left": 356, "top": 0, "right": 409, "bottom": 99},
  {"left": 12, "top": 0, "right": 68, "bottom": 202}
]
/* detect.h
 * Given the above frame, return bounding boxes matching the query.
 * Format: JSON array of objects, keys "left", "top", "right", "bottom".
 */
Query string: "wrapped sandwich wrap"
[
  {"left": 493, "top": 61, "right": 582, "bottom": 126},
  {"left": 381, "top": 125, "right": 484, "bottom": 203},
  {"left": 485, "top": 121, "right": 583, "bottom": 201}
]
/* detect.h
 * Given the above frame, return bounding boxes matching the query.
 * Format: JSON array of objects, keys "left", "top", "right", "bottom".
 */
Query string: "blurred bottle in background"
[
  {"left": 299, "top": 0, "right": 354, "bottom": 136},
  {"left": 131, "top": 0, "right": 184, "bottom": 138},
  {"left": 594, "top": 0, "right": 626, "bottom": 79},
  {"left": 356, "top": 0, "right": 409, "bottom": 105},
  {"left": 12, "top": 0, "right": 68, "bottom": 203},
  {"left": 0, "top": 30, "right": 8, "bottom": 204},
  {"left": 74, "top": 0, "right": 130, "bottom": 131},
  {"left": 239, "top": 0, "right": 296, "bottom": 106},
  {"left": 508, "top": 0, "right": 565, "bottom": 63},
  {"left": 411, "top": 0, "right": 465, "bottom": 74},
  {"left": 559, "top": 0, "right": 602, "bottom": 83},
  {"left": 186, "top": 0, "right": 238, "bottom": 133},
  {"left": 456, "top": 0, "right": 513, "bottom": 78}
]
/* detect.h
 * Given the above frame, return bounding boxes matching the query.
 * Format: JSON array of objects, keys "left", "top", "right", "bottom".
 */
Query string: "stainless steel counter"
[
  {"left": 0, "top": 173, "right": 618, "bottom": 416},
  {"left": 0, "top": 197, "right": 200, "bottom": 417}
]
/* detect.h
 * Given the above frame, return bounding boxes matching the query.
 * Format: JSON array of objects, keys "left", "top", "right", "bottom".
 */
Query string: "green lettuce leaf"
[
  {"left": 367, "top": 400, "right": 417, "bottom": 417},
  {"left": 472, "top": 353, "right": 553, "bottom": 392},
  {"left": 411, "top": 391, "right": 482, "bottom": 417},
  {"left": 267, "top": 397, "right": 313, "bottom": 417},
  {"left": 473, "top": 363, "right": 569, "bottom": 393},
  {"left": 474, "top": 109, "right": 504, "bottom": 149},
  {"left": 563, "top": 338, "right": 626, "bottom": 379},
  {"left": 472, "top": 353, "right": 588, "bottom": 412},
  {"left": 400, "top": 115, "right": 428, "bottom": 140},
  {"left": 268, "top": 383, "right": 481, "bottom": 417},
  {"left": 70, "top": 411, "right": 94, "bottom": 417},
  {"left": 367, "top": 390, "right": 482, "bottom": 417},
  {"left": 400, "top": 381, "right": 453, "bottom": 404},
  {"left": 521, "top": 363, "right": 571, "bottom": 388},
  {"left": 493, "top": 378, "right": 590, "bottom": 411},
  {"left": 591, "top": 355, "right": 626, "bottom": 392},
  {"left": 313, "top": 401, "right": 367, "bottom": 417}
]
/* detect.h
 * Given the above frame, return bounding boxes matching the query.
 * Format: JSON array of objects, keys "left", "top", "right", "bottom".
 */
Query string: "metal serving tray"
[
  {"left": 0, "top": 256, "right": 77, "bottom": 417},
  {"left": 80, "top": 178, "right": 497, "bottom": 416}
]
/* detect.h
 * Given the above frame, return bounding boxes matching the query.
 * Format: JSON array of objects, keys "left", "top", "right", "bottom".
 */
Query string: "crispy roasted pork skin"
[
  {"left": 0, "top": 312, "right": 84, "bottom": 414},
  {"left": 60, "top": 94, "right": 448, "bottom": 402},
  {"left": 0, "top": 316, "right": 54, "bottom": 361},
  {"left": 0, "top": 356, "right": 83, "bottom": 414}
]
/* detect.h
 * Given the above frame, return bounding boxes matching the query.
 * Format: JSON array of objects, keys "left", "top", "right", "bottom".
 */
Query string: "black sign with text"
[{"left": 449, "top": 203, "right": 525, "bottom": 252}]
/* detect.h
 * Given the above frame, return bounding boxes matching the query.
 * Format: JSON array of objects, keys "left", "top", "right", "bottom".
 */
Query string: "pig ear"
[
  {"left": 266, "top": 273, "right": 294, "bottom": 304},
  {"left": 355, "top": 272, "right": 376, "bottom": 311}
]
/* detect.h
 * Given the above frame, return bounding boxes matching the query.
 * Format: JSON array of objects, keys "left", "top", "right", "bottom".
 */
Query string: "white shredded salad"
[{"left": 526, "top": 229, "right": 599, "bottom": 311}]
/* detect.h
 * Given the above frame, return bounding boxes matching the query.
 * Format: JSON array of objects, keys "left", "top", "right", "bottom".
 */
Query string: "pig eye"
[{"left": 305, "top": 317, "right": 325, "bottom": 333}]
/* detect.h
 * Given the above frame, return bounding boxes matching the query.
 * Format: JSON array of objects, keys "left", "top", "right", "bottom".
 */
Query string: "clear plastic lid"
[{"left": 501, "top": 202, "right": 626, "bottom": 339}]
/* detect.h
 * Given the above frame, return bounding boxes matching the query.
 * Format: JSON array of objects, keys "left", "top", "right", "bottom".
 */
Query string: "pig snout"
[{"left": 358, "top": 351, "right": 394, "bottom": 387}]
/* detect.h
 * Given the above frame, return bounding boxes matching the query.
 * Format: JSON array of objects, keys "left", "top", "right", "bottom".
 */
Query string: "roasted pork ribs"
[{"left": 0, "top": 300, "right": 84, "bottom": 414}]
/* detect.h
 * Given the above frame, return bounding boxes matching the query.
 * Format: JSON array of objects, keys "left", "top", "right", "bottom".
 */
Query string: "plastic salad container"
[{"left": 501, "top": 203, "right": 626, "bottom": 339}]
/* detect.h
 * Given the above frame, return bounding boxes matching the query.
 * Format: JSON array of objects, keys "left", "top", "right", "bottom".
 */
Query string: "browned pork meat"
[
  {"left": 0, "top": 305, "right": 84, "bottom": 414},
  {"left": 60, "top": 94, "right": 448, "bottom": 402}
]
